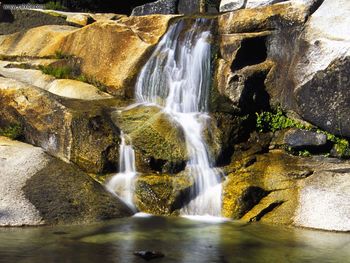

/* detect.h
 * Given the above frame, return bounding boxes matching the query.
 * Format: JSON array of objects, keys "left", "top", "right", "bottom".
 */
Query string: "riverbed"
[{"left": 0, "top": 215, "right": 349, "bottom": 263}]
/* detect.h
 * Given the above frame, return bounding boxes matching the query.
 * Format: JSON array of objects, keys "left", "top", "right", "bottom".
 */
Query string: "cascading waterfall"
[
  {"left": 135, "top": 18, "right": 223, "bottom": 216},
  {"left": 106, "top": 132, "right": 137, "bottom": 211}
]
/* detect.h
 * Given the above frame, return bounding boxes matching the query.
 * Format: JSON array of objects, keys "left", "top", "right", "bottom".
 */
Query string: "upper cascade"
[{"left": 135, "top": 18, "right": 223, "bottom": 216}]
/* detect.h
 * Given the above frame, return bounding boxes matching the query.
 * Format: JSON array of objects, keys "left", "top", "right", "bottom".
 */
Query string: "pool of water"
[{"left": 0, "top": 215, "right": 349, "bottom": 263}]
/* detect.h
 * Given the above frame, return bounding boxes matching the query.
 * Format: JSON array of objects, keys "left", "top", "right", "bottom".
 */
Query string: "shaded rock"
[
  {"left": 134, "top": 172, "right": 192, "bottom": 215},
  {"left": 265, "top": 0, "right": 350, "bottom": 137},
  {"left": 284, "top": 129, "right": 327, "bottom": 149},
  {"left": 114, "top": 105, "right": 188, "bottom": 173},
  {"left": 0, "top": 10, "right": 72, "bottom": 35},
  {"left": 0, "top": 77, "right": 127, "bottom": 173},
  {"left": 134, "top": 251, "right": 165, "bottom": 261},
  {"left": 178, "top": 0, "right": 205, "bottom": 14},
  {"left": 0, "top": 136, "right": 133, "bottom": 226},
  {"left": 132, "top": 0, "right": 178, "bottom": 16}
]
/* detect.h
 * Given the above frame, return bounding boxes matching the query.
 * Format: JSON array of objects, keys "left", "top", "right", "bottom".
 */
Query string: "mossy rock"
[
  {"left": 114, "top": 105, "right": 188, "bottom": 172},
  {"left": 134, "top": 172, "right": 193, "bottom": 215}
]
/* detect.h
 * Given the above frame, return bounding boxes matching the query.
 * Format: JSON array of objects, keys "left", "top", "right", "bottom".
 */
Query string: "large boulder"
[
  {"left": 216, "top": 2, "right": 309, "bottom": 114},
  {"left": 58, "top": 16, "right": 175, "bottom": 96},
  {"left": 293, "top": 0, "right": 350, "bottom": 137},
  {"left": 0, "top": 136, "right": 133, "bottom": 226},
  {"left": 131, "top": 0, "right": 178, "bottom": 16},
  {"left": 0, "top": 77, "right": 126, "bottom": 174}
]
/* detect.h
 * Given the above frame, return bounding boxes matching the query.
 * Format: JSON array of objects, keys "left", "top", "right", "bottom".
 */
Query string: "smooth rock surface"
[
  {"left": 284, "top": 129, "right": 327, "bottom": 149},
  {"left": 0, "top": 137, "right": 133, "bottom": 226}
]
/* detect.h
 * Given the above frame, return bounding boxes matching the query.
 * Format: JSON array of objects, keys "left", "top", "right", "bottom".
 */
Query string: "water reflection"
[{"left": 0, "top": 216, "right": 349, "bottom": 263}]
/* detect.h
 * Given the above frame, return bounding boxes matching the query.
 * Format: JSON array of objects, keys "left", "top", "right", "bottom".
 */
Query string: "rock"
[
  {"left": 134, "top": 173, "right": 192, "bottom": 215},
  {"left": 216, "top": 2, "right": 309, "bottom": 114},
  {"left": 284, "top": 129, "right": 328, "bottom": 149},
  {"left": 264, "top": 0, "right": 350, "bottom": 137},
  {"left": 0, "top": 63, "right": 112, "bottom": 100},
  {"left": 46, "top": 79, "right": 112, "bottom": 100},
  {"left": 0, "top": 25, "right": 77, "bottom": 57},
  {"left": 58, "top": 16, "right": 175, "bottom": 96},
  {"left": 0, "top": 136, "right": 133, "bottom": 226},
  {"left": 178, "top": 0, "right": 205, "bottom": 14},
  {"left": 134, "top": 251, "right": 165, "bottom": 261},
  {"left": 220, "top": 0, "right": 245, "bottom": 12},
  {"left": 294, "top": 169, "right": 350, "bottom": 231},
  {"left": 0, "top": 77, "right": 126, "bottom": 173},
  {"left": 0, "top": 3, "right": 3, "bottom": 21},
  {"left": 0, "top": 10, "right": 72, "bottom": 35},
  {"left": 66, "top": 13, "right": 95, "bottom": 26},
  {"left": 131, "top": 0, "right": 178, "bottom": 16},
  {"left": 223, "top": 147, "right": 350, "bottom": 231},
  {"left": 114, "top": 105, "right": 188, "bottom": 172}
]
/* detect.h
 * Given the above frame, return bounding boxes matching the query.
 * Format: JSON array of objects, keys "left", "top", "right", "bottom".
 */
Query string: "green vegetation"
[
  {"left": 44, "top": 1, "right": 68, "bottom": 11},
  {"left": 54, "top": 50, "right": 71, "bottom": 59},
  {"left": 39, "top": 65, "right": 73, "bottom": 79},
  {"left": 0, "top": 124, "right": 23, "bottom": 140},
  {"left": 256, "top": 107, "right": 350, "bottom": 158}
]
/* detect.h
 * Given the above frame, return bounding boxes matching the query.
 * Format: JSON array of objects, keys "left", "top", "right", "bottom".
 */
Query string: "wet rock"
[
  {"left": 0, "top": 136, "right": 133, "bottom": 226},
  {"left": 284, "top": 129, "right": 327, "bottom": 149},
  {"left": 66, "top": 14, "right": 95, "bottom": 26},
  {"left": 131, "top": 0, "right": 178, "bottom": 16},
  {"left": 134, "top": 251, "right": 165, "bottom": 261},
  {"left": 115, "top": 105, "right": 188, "bottom": 172},
  {"left": 134, "top": 172, "right": 192, "bottom": 215}
]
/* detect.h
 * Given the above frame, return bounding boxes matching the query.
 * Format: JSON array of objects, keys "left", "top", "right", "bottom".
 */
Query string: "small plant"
[
  {"left": 39, "top": 65, "right": 73, "bottom": 79},
  {"left": 298, "top": 150, "right": 311, "bottom": 157},
  {"left": 54, "top": 50, "right": 71, "bottom": 60},
  {"left": 0, "top": 124, "right": 23, "bottom": 140},
  {"left": 256, "top": 107, "right": 305, "bottom": 132},
  {"left": 44, "top": 1, "right": 67, "bottom": 11}
]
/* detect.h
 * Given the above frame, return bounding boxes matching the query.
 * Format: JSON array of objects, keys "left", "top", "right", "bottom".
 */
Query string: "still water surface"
[{"left": 0, "top": 215, "right": 349, "bottom": 263}]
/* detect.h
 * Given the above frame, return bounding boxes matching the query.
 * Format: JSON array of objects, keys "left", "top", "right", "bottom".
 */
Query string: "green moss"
[
  {"left": 256, "top": 107, "right": 350, "bottom": 158},
  {"left": 44, "top": 1, "right": 68, "bottom": 11},
  {"left": 0, "top": 124, "right": 23, "bottom": 140},
  {"left": 39, "top": 65, "right": 73, "bottom": 79}
]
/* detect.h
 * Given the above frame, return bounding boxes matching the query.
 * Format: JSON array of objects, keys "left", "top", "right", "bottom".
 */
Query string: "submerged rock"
[
  {"left": 134, "top": 251, "right": 165, "bottom": 261},
  {"left": 0, "top": 136, "right": 133, "bottom": 226}
]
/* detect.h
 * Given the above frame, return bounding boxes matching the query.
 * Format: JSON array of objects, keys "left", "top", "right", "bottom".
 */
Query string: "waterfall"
[
  {"left": 106, "top": 132, "right": 137, "bottom": 211},
  {"left": 135, "top": 18, "right": 223, "bottom": 216}
]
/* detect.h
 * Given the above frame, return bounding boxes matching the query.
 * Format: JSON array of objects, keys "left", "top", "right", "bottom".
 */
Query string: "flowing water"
[
  {"left": 135, "top": 18, "right": 223, "bottom": 216},
  {"left": 106, "top": 132, "right": 137, "bottom": 211},
  {"left": 1, "top": 216, "right": 349, "bottom": 263}
]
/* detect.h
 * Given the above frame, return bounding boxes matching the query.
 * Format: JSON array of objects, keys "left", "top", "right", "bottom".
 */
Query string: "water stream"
[
  {"left": 106, "top": 132, "right": 137, "bottom": 211},
  {"left": 135, "top": 18, "right": 223, "bottom": 216}
]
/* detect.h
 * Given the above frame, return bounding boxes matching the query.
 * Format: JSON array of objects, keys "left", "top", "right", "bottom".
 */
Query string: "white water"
[
  {"left": 106, "top": 133, "right": 137, "bottom": 211},
  {"left": 135, "top": 19, "right": 223, "bottom": 216}
]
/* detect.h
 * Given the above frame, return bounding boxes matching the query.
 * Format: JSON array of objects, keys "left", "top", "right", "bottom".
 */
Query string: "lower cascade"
[
  {"left": 108, "top": 18, "right": 223, "bottom": 216},
  {"left": 106, "top": 132, "right": 137, "bottom": 211}
]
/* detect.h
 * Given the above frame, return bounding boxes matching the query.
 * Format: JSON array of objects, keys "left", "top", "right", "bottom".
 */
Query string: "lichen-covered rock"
[
  {"left": 131, "top": 0, "right": 178, "bottom": 16},
  {"left": 0, "top": 136, "right": 133, "bottom": 226},
  {"left": 0, "top": 77, "right": 126, "bottom": 173},
  {"left": 134, "top": 172, "right": 192, "bottom": 215},
  {"left": 223, "top": 145, "right": 350, "bottom": 231}
]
